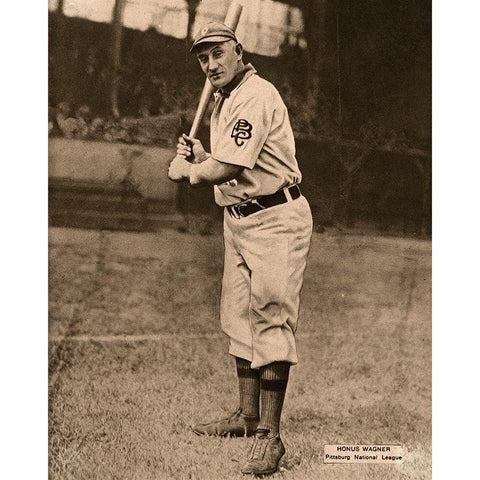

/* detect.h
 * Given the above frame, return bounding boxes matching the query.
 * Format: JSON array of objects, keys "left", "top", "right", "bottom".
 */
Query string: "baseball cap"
[{"left": 190, "top": 22, "right": 238, "bottom": 52}]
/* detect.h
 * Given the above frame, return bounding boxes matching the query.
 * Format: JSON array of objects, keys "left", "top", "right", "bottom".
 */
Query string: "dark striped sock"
[
  {"left": 258, "top": 362, "right": 290, "bottom": 435},
  {"left": 236, "top": 357, "right": 260, "bottom": 418}
]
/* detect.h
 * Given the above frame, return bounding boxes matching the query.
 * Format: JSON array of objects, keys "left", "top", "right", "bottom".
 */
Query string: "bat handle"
[{"left": 189, "top": 81, "right": 214, "bottom": 138}]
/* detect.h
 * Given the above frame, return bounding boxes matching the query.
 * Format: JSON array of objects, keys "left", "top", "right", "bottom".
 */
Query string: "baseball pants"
[{"left": 220, "top": 194, "right": 313, "bottom": 369}]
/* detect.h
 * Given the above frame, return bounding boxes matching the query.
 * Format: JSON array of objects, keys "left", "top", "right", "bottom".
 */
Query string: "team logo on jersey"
[{"left": 231, "top": 119, "right": 253, "bottom": 146}]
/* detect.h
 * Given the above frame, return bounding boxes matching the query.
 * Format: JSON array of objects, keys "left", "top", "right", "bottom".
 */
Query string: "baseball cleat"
[
  {"left": 241, "top": 428, "right": 285, "bottom": 476},
  {"left": 192, "top": 408, "right": 259, "bottom": 437}
]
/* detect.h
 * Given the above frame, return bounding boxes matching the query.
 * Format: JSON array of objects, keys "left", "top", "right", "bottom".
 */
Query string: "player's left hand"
[{"left": 168, "top": 155, "right": 191, "bottom": 182}]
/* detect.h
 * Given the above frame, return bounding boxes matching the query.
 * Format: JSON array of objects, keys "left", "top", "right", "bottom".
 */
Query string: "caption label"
[{"left": 324, "top": 445, "right": 403, "bottom": 464}]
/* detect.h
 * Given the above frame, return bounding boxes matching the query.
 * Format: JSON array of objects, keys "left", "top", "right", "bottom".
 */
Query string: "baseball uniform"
[{"left": 210, "top": 64, "right": 313, "bottom": 369}]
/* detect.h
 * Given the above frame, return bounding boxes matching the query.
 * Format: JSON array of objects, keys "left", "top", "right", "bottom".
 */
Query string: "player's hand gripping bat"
[{"left": 168, "top": 2, "right": 243, "bottom": 180}]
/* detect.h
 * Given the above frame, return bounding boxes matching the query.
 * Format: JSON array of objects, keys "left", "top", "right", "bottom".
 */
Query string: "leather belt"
[{"left": 227, "top": 185, "right": 301, "bottom": 219}]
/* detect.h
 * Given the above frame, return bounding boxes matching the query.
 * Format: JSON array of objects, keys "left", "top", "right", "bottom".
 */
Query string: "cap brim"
[{"left": 190, "top": 35, "right": 236, "bottom": 53}]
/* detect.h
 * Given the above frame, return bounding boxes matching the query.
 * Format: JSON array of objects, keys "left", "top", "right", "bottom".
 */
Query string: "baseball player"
[{"left": 168, "top": 22, "right": 312, "bottom": 476}]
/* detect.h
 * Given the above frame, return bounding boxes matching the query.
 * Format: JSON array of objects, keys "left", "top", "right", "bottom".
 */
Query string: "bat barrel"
[{"left": 224, "top": 2, "right": 243, "bottom": 29}]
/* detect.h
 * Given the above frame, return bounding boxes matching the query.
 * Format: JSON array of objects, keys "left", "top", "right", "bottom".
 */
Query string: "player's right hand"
[
  {"left": 177, "top": 134, "right": 207, "bottom": 164},
  {"left": 177, "top": 135, "right": 192, "bottom": 159}
]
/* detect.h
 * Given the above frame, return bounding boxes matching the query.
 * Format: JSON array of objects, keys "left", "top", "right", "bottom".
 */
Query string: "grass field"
[{"left": 49, "top": 226, "right": 431, "bottom": 480}]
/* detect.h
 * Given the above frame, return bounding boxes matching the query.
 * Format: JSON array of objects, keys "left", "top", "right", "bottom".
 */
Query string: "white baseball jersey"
[{"left": 210, "top": 64, "right": 302, "bottom": 207}]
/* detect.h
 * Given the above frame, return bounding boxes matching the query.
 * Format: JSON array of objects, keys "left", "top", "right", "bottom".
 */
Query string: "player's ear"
[{"left": 235, "top": 42, "right": 243, "bottom": 58}]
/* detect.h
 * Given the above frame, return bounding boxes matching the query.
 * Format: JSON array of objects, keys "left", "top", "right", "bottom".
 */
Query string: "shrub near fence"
[{"left": 296, "top": 136, "right": 431, "bottom": 236}]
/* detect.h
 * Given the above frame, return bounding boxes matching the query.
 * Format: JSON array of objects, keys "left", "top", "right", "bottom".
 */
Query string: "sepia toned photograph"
[{"left": 48, "top": 0, "right": 432, "bottom": 478}]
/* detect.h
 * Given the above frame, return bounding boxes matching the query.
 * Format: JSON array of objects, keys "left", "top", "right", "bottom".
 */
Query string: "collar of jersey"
[{"left": 215, "top": 63, "right": 256, "bottom": 99}]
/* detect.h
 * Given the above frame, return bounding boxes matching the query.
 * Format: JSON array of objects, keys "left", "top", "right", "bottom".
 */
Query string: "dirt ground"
[{"left": 49, "top": 226, "right": 431, "bottom": 480}]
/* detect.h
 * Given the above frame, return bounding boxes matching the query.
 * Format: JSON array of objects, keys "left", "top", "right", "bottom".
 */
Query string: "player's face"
[{"left": 195, "top": 41, "right": 243, "bottom": 88}]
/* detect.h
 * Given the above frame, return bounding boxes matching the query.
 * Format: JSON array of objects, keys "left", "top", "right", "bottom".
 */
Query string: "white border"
[
  {"left": 433, "top": 2, "right": 480, "bottom": 478},
  {"left": 4, "top": 1, "right": 480, "bottom": 478},
  {"left": 3, "top": 2, "right": 48, "bottom": 478}
]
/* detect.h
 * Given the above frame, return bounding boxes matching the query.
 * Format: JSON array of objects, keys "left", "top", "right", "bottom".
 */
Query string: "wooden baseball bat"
[{"left": 188, "top": 2, "right": 243, "bottom": 138}]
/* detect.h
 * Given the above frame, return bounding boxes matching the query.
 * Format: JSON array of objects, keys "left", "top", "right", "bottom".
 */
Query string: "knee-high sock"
[
  {"left": 236, "top": 357, "right": 260, "bottom": 418},
  {"left": 258, "top": 361, "right": 290, "bottom": 434}
]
